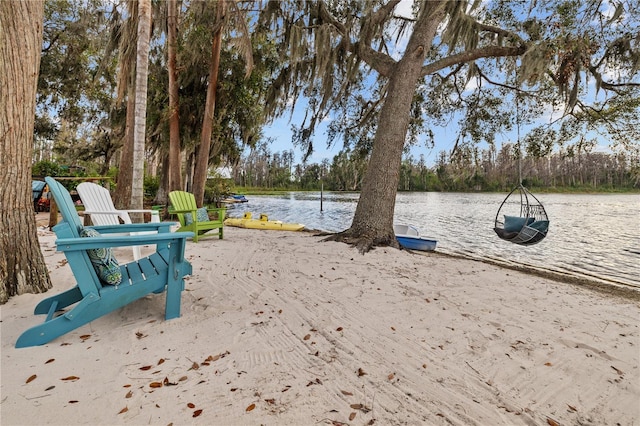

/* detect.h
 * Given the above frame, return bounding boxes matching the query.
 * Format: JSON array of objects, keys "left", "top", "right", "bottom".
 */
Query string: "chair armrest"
[
  {"left": 84, "top": 209, "right": 159, "bottom": 223},
  {"left": 205, "top": 206, "right": 227, "bottom": 213},
  {"left": 168, "top": 207, "right": 197, "bottom": 214},
  {"left": 120, "top": 209, "right": 156, "bottom": 214},
  {"left": 56, "top": 231, "right": 194, "bottom": 251},
  {"left": 91, "top": 222, "right": 176, "bottom": 234},
  {"left": 83, "top": 210, "right": 126, "bottom": 215}
]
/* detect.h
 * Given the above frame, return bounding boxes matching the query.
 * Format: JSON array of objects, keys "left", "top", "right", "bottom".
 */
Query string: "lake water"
[{"left": 226, "top": 192, "right": 639, "bottom": 288}]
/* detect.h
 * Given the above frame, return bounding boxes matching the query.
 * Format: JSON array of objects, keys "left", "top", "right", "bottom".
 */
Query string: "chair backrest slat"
[
  {"left": 77, "top": 182, "right": 123, "bottom": 226},
  {"left": 45, "top": 177, "right": 83, "bottom": 237}
]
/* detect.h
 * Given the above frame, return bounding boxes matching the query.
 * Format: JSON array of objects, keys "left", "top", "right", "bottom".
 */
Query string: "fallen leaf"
[
  {"left": 611, "top": 365, "right": 624, "bottom": 376},
  {"left": 567, "top": 404, "right": 577, "bottom": 412},
  {"left": 118, "top": 407, "right": 128, "bottom": 414},
  {"left": 123, "top": 384, "right": 132, "bottom": 388},
  {"left": 187, "top": 403, "right": 195, "bottom": 408},
  {"left": 264, "top": 398, "right": 275, "bottom": 405},
  {"left": 349, "top": 412, "right": 356, "bottom": 421},
  {"left": 390, "top": 326, "right": 396, "bottom": 331},
  {"left": 341, "top": 390, "right": 353, "bottom": 396},
  {"left": 388, "top": 373, "right": 395, "bottom": 380},
  {"left": 544, "top": 362, "right": 553, "bottom": 366},
  {"left": 125, "top": 390, "right": 133, "bottom": 398},
  {"left": 68, "top": 400, "right": 79, "bottom": 403},
  {"left": 303, "top": 334, "right": 311, "bottom": 341},
  {"left": 79, "top": 335, "right": 91, "bottom": 341},
  {"left": 61, "top": 376, "right": 80, "bottom": 381},
  {"left": 45, "top": 385, "right": 55, "bottom": 391},
  {"left": 163, "top": 377, "right": 177, "bottom": 386},
  {"left": 357, "top": 368, "right": 367, "bottom": 377},
  {"left": 149, "top": 382, "right": 163, "bottom": 388},
  {"left": 26, "top": 374, "right": 37, "bottom": 384},
  {"left": 336, "top": 327, "right": 343, "bottom": 331},
  {"left": 179, "top": 376, "right": 188, "bottom": 381},
  {"left": 192, "top": 409, "right": 202, "bottom": 417},
  {"left": 45, "top": 359, "right": 55, "bottom": 364},
  {"left": 140, "top": 365, "right": 152, "bottom": 371},
  {"left": 547, "top": 418, "right": 560, "bottom": 426},
  {"left": 350, "top": 403, "right": 371, "bottom": 413},
  {"left": 246, "top": 403, "right": 256, "bottom": 412},
  {"left": 157, "top": 358, "right": 165, "bottom": 365}
]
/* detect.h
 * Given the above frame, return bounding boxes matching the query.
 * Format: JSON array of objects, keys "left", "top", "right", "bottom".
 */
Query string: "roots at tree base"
[{"left": 322, "top": 228, "right": 399, "bottom": 254}]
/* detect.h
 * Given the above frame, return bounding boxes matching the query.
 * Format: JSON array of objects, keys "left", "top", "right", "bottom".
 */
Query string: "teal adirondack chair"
[
  {"left": 15, "top": 177, "right": 194, "bottom": 348},
  {"left": 168, "top": 191, "right": 226, "bottom": 242}
]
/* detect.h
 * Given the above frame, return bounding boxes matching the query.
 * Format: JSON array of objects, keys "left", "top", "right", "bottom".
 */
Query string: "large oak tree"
[{"left": 0, "top": 0, "right": 51, "bottom": 303}]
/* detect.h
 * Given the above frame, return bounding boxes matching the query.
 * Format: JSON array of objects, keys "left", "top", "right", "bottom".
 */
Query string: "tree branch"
[
  {"left": 421, "top": 45, "right": 526, "bottom": 76},
  {"left": 353, "top": 1, "right": 405, "bottom": 77}
]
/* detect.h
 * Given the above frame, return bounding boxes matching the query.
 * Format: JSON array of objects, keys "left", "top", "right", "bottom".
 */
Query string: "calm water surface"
[{"left": 226, "top": 192, "right": 639, "bottom": 288}]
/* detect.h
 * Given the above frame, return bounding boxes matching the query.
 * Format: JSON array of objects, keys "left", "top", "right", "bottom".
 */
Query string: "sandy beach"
[{"left": 1, "top": 224, "right": 639, "bottom": 425}]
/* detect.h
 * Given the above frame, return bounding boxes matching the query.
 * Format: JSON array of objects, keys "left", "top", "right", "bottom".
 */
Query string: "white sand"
[{"left": 1, "top": 225, "right": 639, "bottom": 425}]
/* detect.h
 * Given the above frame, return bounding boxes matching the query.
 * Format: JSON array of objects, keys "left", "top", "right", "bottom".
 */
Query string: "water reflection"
[{"left": 226, "top": 192, "right": 639, "bottom": 287}]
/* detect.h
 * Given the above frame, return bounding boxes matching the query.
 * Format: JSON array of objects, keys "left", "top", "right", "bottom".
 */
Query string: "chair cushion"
[
  {"left": 80, "top": 228, "right": 122, "bottom": 285},
  {"left": 528, "top": 220, "right": 549, "bottom": 233},
  {"left": 184, "top": 207, "right": 209, "bottom": 225},
  {"left": 503, "top": 215, "right": 534, "bottom": 232}
]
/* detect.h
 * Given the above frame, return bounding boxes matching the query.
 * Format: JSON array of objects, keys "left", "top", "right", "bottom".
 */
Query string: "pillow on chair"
[
  {"left": 184, "top": 207, "right": 209, "bottom": 225},
  {"left": 80, "top": 228, "right": 123, "bottom": 285},
  {"left": 503, "top": 215, "right": 534, "bottom": 233}
]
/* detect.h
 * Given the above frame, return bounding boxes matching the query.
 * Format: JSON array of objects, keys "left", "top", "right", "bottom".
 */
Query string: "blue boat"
[{"left": 394, "top": 224, "right": 437, "bottom": 252}]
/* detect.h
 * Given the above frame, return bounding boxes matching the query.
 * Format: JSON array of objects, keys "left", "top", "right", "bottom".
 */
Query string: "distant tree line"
[{"left": 231, "top": 142, "right": 639, "bottom": 192}]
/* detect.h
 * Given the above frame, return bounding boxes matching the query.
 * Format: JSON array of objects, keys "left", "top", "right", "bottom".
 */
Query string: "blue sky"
[{"left": 262, "top": 104, "right": 453, "bottom": 167}]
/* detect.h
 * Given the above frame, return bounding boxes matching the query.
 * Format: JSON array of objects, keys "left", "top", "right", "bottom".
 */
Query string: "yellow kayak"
[{"left": 224, "top": 212, "right": 305, "bottom": 231}]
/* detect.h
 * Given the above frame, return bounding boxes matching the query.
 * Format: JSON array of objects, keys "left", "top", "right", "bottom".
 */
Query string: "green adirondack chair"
[
  {"left": 15, "top": 177, "right": 194, "bottom": 348},
  {"left": 168, "top": 191, "right": 226, "bottom": 242}
]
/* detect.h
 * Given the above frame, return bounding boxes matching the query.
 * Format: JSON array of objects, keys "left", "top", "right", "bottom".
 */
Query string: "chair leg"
[
  {"left": 33, "top": 286, "right": 83, "bottom": 315},
  {"left": 132, "top": 245, "right": 142, "bottom": 260}
]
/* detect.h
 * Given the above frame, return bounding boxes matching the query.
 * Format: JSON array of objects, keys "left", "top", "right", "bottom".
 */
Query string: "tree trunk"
[
  {"left": 192, "top": 1, "right": 225, "bottom": 206},
  {"left": 0, "top": 0, "right": 52, "bottom": 303},
  {"left": 130, "top": 0, "right": 151, "bottom": 219},
  {"left": 155, "top": 153, "right": 170, "bottom": 208},
  {"left": 328, "top": 3, "right": 445, "bottom": 253},
  {"left": 167, "top": 0, "right": 182, "bottom": 193},
  {"left": 113, "top": 71, "right": 136, "bottom": 209}
]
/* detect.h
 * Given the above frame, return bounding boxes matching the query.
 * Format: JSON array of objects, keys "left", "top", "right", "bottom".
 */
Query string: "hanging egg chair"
[{"left": 494, "top": 183, "right": 549, "bottom": 246}]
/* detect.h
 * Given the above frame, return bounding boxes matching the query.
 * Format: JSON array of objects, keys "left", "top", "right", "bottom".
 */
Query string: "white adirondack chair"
[{"left": 76, "top": 182, "right": 160, "bottom": 260}]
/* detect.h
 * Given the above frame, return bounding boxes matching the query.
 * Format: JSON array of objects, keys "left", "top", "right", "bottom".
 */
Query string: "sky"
[{"left": 258, "top": 1, "right": 632, "bottom": 168}]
